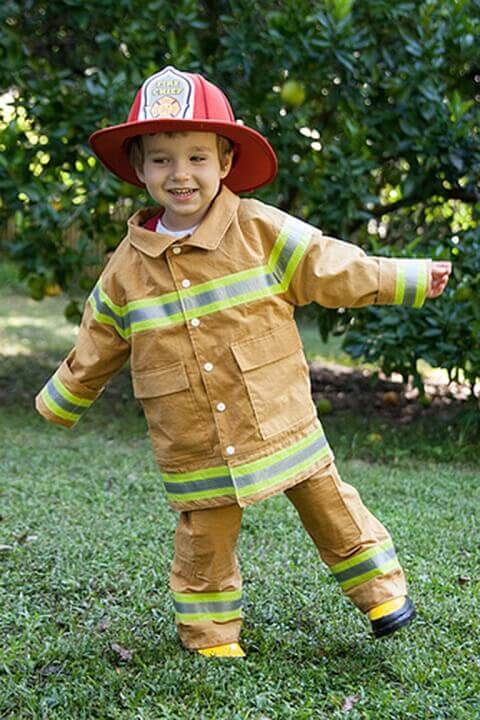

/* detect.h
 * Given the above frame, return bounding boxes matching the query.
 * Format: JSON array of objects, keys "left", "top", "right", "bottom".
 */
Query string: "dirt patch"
[{"left": 309, "top": 359, "right": 478, "bottom": 424}]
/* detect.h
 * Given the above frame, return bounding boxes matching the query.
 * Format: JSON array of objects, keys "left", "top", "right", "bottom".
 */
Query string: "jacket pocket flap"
[
  {"left": 132, "top": 362, "right": 190, "bottom": 398},
  {"left": 231, "top": 322, "right": 302, "bottom": 371}
]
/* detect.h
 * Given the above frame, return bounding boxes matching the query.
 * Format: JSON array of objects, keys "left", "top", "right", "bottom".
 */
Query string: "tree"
[{"left": 1, "top": 0, "right": 479, "bottom": 388}]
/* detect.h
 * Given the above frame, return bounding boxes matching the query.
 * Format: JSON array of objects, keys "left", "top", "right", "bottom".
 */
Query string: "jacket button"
[
  {"left": 204, "top": 362, "right": 214, "bottom": 372},
  {"left": 226, "top": 445, "right": 235, "bottom": 455},
  {"left": 216, "top": 402, "right": 226, "bottom": 412},
  {"left": 191, "top": 318, "right": 200, "bottom": 327},
  {"left": 172, "top": 246, "right": 182, "bottom": 254},
  {"left": 181, "top": 279, "right": 191, "bottom": 288}
]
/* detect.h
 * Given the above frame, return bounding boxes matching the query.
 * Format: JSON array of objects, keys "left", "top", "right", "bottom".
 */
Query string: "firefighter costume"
[{"left": 36, "top": 66, "right": 424, "bottom": 654}]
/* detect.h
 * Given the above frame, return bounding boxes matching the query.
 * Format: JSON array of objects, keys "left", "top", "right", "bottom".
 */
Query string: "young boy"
[{"left": 35, "top": 66, "right": 451, "bottom": 658}]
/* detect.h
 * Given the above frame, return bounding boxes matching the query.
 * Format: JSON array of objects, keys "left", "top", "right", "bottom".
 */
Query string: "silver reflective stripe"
[
  {"left": 273, "top": 217, "right": 310, "bottom": 282},
  {"left": 163, "top": 471, "right": 235, "bottom": 496},
  {"left": 172, "top": 589, "right": 243, "bottom": 622},
  {"left": 90, "top": 284, "right": 127, "bottom": 336},
  {"left": 45, "top": 378, "right": 85, "bottom": 415},
  {"left": 127, "top": 297, "right": 183, "bottom": 326},
  {"left": 173, "top": 598, "right": 242, "bottom": 615},
  {"left": 181, "top": 273, "right": 278, "bottom": 314},
  {"left": 233, "top": 433, "right": 329, "bottom": 491},
  {"left": 332, "top": 545, "right": 397, "bottom": 585},
  {"left": 403, "top": 262, "right": 420, "bottom": 306}
]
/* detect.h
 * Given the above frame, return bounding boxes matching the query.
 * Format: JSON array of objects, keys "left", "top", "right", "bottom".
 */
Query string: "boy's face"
[{"left": 136, "top": 131, "right": 233, "bottom": 231}]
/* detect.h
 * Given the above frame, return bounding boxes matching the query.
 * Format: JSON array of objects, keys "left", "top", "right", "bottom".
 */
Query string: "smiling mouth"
[{"left": 168, "top": 189, "right": 198, "bottom": 197}]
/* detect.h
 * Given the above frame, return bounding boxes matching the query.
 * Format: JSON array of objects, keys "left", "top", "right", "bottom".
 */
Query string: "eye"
[
  {"left": 152, "top": 157, "right": 168, "bottom": 164},
  {"left": 191, "top": 156, "right": 206, "bottom": 162}
]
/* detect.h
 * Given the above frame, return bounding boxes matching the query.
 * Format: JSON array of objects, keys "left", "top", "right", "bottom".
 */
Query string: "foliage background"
[{"left": 1, "top": 0, "right": 479, "bottom": 389}]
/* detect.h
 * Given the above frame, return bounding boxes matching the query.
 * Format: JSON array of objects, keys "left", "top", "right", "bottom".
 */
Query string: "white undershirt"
[{"left": 155, "top": 216, "right": 199, "bottom": 238}]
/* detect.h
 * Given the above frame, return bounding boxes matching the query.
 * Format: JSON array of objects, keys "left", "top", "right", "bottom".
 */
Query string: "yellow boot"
[
  {"left": 368, "top": 596, "right": 416, "bottom": 638},
  {"left": 197, "top": 642, "right": 245, "bottom": 657}
]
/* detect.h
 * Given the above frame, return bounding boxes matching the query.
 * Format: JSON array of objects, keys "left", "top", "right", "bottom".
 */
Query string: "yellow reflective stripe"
[
  {"left": 331, "top": 539, "right": 393, "bottom": 574},
  {"left": 163, "top": 465, "right": 229, "bottom": 484},
  {"left": 41, "top": 387, "right": 79, "bottom": 424},
  {"left": 88, "top": 294, "right": 129, "bottom": 340},
  {"left": 165, "top": 486, "right": 235, "bottom": 503},
  {"left": 413, "top": 262, "right": 428, "bottom": 308},
  {"left": 175, "top": 609, "right": 242, "bottom": 623},
  {"left": 394, "top": 265, "right": 406, "bottom": 304},
  {"left": 51, "top": 374, "right": 93, "bottom": 408},
  {"left": 98, "top": 279, "right": 128, "bottom": 315},
  {"left": 339, "top": 557, "right": 401, "bottom": 591}
]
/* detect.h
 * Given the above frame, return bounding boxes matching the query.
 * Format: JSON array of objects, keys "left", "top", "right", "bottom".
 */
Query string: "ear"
[
  {"left": 220, "top": 152, "right": 234, "bottom": 179},
  {"left": 135, "top": 165, "right": 146, "bottom": 183}
]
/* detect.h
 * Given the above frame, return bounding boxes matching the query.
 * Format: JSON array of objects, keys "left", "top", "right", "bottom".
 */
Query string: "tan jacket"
[{"left": 35, "top": 185, "right": 431, "bottom": 511}]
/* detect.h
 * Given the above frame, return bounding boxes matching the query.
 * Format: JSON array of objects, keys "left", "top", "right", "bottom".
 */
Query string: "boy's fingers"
[
  {"left": 432, "top": 266, "right": 451, "bottom": 275},
  {"left": 432, "top": 262, "right": 452, "bottom": 273}
]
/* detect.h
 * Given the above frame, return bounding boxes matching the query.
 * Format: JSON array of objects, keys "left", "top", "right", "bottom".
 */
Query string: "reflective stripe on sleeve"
[
  {"left": 393, "top": 260, "right": 428, "bottom": 308},
  {"left": 88, "top": 282, "right": 130, "bottom": 340},
  {"left": 40, "top": 372, "right": 94, "bottom": 425},
  {"left": 172, "top": 589, "right": 242, "bottom": 623},
  {"left": 330, "top": 539, "right": 402, "bottom": 591}
]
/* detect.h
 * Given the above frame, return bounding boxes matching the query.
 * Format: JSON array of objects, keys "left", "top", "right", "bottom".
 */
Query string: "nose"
[{"left": 170, "top": 159, "right": 190, "bottom": 180}]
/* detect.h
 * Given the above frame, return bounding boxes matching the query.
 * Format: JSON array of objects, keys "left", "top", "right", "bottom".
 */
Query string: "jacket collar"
[{"left": 127, "top": 184, "right": 240, "bottom": 258}]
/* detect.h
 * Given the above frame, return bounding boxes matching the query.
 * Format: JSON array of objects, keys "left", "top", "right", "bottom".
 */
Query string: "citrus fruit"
[
  {"left": 316, "top": 397, "right": 332, "bottom": 415},
  {"left": 281, "top": 80, "right": 306, "bottom": 107}
]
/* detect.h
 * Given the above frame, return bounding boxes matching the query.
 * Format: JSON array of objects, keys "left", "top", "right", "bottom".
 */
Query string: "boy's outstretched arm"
[
  {"left": 283, "top": 224, "right": 451, "bottom": 309},
  {"left": 35, "top": 273, "right": 131, "bottom": 429}
]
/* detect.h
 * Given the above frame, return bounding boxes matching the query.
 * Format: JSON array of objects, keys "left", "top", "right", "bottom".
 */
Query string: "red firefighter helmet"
[{"left": 89, "top": 65, "right": 278, "bottom": 193}]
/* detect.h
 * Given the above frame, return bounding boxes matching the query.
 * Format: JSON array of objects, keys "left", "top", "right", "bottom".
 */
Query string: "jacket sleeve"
[
  {"left": 275, "top": 212, "right": 431, "bottom": 309},
  {"left": 35, "top": 272, "right": 131, "bottom": 429}
]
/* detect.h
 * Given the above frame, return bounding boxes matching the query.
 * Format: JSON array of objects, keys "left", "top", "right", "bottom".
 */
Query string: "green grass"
[
  {"left": 1, "top": 407, "right": 479, "bottom": 719},
  {"left": 1, "top": 278, "right": 479, "bottom": 718}
]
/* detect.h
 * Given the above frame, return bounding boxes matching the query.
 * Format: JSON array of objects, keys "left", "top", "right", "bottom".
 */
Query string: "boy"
[{"left": 35, "top": 66, "right": 451, "bottom": 658}]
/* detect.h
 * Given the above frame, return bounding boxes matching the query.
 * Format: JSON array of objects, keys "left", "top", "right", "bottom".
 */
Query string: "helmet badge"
[{"left": 140, "top": 66, "right": 194, "bottom": 120}]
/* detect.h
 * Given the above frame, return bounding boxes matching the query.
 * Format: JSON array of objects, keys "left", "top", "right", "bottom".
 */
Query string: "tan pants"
[{"left": 169, "top": 461, "right": 407, "bottom": 650}]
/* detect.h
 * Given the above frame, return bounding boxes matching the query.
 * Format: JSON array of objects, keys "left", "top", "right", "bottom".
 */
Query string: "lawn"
[{"left": 1, "top": 272, "right": 479, "bottom": 719}]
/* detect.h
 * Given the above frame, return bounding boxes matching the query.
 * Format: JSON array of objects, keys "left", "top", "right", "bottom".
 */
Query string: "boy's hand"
[{"left": 427, "top": 261, "right": 452, "bottom": 299}]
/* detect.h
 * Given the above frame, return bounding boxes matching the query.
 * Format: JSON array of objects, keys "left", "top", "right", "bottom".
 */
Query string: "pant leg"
[
  {"left": 169, "top": 503, "right": 244, "bottom": 650},
  {"left": 284, "top": 461, "right": 407, "bottom": 613}
]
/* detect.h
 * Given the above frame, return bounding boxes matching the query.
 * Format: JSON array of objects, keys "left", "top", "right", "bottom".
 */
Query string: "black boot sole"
[{"left": 371, "top": 597, "right": 417, "bottom": 639}]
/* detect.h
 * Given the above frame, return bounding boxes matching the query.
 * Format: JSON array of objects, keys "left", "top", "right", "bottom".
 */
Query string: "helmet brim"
[{"left": 89, "top": 118, "right": 278, "bottom": 194}]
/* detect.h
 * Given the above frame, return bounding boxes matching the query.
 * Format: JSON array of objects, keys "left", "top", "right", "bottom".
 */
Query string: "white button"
[
  {"left": 172, "top": 246, "right": 182, "bottom": 254},
  {"left": 226, "top": 445, "right": 235, "bottom": 455},
  {"left": 181, "top": 279, "right": 191, "bottom": 288},
  {"left": 191, "top": 318, "right": 200, "bottom": 327},
  {"left": 204, "top": 362, "right": 214, "bottom": 372},
  {"left": 216, "top": 402, "right": 226, "bottom": 412}
]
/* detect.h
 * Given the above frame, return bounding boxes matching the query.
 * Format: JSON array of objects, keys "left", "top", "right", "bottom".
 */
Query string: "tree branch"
[{"left": 347, "top": 183, "right": 480, "bottom": 235}]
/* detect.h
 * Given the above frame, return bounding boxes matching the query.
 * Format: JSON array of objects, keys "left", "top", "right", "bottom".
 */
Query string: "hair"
[{"left": 127, "top": 131, "right": 234, "bottom": 176}]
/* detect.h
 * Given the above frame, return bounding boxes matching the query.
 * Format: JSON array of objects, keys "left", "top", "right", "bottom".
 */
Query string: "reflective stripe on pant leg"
[
  {"left": 330, "top": 539, "right": 402, "bottom": 591},
  {"left": 172, "top": 588, "right": 243, "bottom": 623},
  {"left": 284, "top": 462, "right": 407, "bottom": 611}
]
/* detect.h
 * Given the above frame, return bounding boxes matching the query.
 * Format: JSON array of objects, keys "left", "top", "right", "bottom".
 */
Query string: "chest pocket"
[
  {"left": 231, "top": 321, "right": 317, "bottom": 440},
  {"left": 131, "top": 361, "right": 212, "bottom": 460}
]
